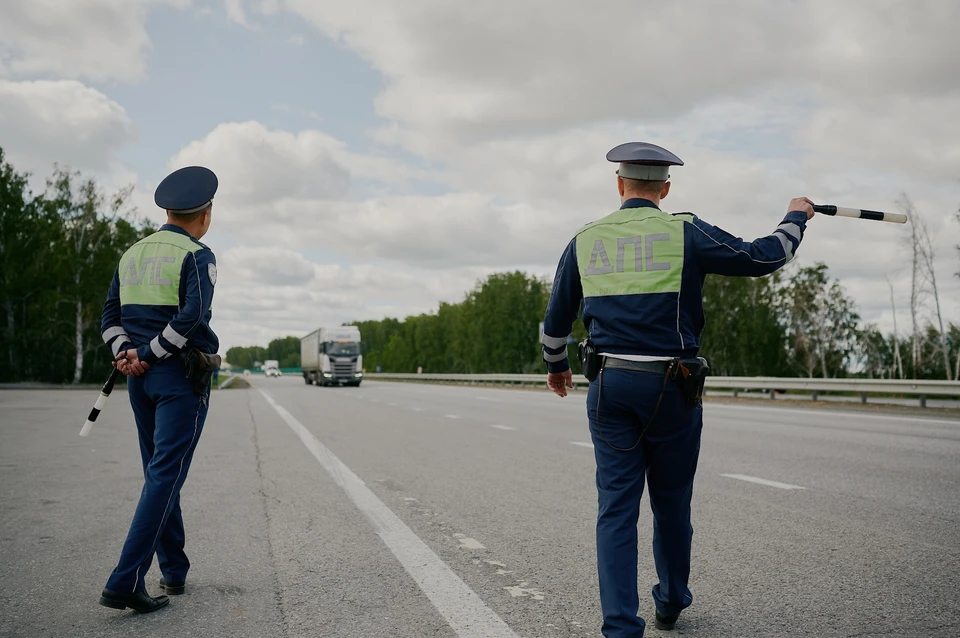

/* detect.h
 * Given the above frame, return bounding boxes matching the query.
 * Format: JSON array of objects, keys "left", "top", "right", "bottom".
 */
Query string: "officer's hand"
[
  {"left": 789, "top": 197, "right": 815, "bottom": 220},
  {"left": 119, "top": 349, "right": 150, "bottom": 376},
  {"left": 547, "top": 370, "right": 574, "bottom": 397}
]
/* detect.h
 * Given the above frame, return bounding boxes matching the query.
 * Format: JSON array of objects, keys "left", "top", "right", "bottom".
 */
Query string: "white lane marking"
[
  {"left": 708, "top": 403, "right": 960, "bottom": 426},
  {"left": 412, "top": 407, "right": 425, "bottom": 412},
  {"left": 489, "top": 424, "right": 515, "bottom": 431},
  {"left": 720, "top": 474, "right": 806, "bottom": 490},
  {"left": 453, "top": 534, "right": 486, "bottom": 550},
  {"left": 258, "top": 390, "right": 519, "bottom": 638},
  {"left": 445, "top": 414, "right": 461, "bottom": 420},
  {"left": 388, "top": 402, "right": 399, "bottom": 407},
  {"left": 570, "top": 441, "right": 594, "bottom": 449}
]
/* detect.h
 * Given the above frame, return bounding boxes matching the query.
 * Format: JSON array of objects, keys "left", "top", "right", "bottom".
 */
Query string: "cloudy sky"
[{"left": 2, "top": 0, "right": 958, "bottom": 352}]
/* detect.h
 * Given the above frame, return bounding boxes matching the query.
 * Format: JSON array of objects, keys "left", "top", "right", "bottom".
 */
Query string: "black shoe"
[
  {"left": 654, "top": 611, "right": 678, "bottom": 630},
  {"left": 99, "top": 589, "right": 169, "bottom": 613},
  {"left": 159, "top": 577, "right": 186, "bottom": 595}
]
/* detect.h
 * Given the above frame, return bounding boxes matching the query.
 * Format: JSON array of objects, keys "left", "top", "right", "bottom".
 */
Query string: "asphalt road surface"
[{"left": 1, "top": 378, "right": 958, "bottom": 638}]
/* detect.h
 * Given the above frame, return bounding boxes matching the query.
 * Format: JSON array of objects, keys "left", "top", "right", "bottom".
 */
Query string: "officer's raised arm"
[
  {"left": 689, "top": 197, "right": 814, "bottom": 277},
  {"left": 541, "top": 238, "right": 583, "bottom": 379}
]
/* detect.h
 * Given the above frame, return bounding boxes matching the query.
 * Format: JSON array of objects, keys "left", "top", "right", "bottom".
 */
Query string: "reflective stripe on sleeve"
[
  {"left": 111, "top": 337, "right": 129, "bottom": 357},
  {"left": 540, "top": 333, "right": 568, "bottom": 349},
  {"left": 102, "top": 326, "right": 127, "bottom": 344},
  {"left": 777, "top": 222, "right": 802, "bottom": 242},
  {"left": 774, "top": 231, "right": 794, "bottom": 261},
  {"left": 543, "top": 350, "right": 569, "bottom": 363},
  {"left": 162, "top": 324, "right": 188, "bottom": 348},
  {"left": 150, "top": 336, "right": 170, "bottom": 359}
]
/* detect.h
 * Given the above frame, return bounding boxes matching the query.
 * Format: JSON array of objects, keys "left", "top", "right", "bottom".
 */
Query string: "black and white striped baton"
[
  {"left": 813, "top": 205, "right": 908, "bottom": 224},
  {"left": 79, "top": 367, "right": 122, "bottom": 437}
]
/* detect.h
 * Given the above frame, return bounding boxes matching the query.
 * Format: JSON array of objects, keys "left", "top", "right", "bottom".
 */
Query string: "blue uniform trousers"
[
  {"left": 588, "top": 366, "right": 703, "bottom": 638},
  {"left": 105, "top": 359, "right": 208, "bottom": 593}
]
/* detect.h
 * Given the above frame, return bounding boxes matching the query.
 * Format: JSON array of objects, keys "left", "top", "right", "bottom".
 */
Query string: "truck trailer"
[{"left": 301, "top": 326, "right": 364, "bottom": 387}]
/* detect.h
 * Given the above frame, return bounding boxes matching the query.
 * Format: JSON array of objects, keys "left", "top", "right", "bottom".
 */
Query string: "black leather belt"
[{"left": 601, "top": 357, "right": 672, "bottom": 375}]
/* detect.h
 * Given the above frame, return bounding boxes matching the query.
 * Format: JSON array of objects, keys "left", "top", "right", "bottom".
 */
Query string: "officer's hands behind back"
[{"left": 114, "top": 349, "right": 150, "bottom": 377}]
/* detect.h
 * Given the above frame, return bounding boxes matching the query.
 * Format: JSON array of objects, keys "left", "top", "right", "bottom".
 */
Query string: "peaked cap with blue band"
[
  {"left": 155, "top": 166, "right": 219, "bottom": 214},
  {"left": 607, "top": 142, "right": 683, "bottom": 181}
]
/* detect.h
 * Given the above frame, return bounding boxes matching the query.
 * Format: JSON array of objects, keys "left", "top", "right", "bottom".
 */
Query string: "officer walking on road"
[
  {"left": 541, "top": 143, "right": 814, "bottom": 636},
  {"left": 98, "top": 166, "right": 222, "bottom": 613}
]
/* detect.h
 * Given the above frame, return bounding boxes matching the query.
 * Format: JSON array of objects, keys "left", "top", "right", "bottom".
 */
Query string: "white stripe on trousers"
[{"left": 132, "top": 394, "right": 202, "bottom": 592}]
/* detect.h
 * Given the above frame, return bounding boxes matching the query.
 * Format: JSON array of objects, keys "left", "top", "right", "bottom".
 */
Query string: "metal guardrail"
[{"left": 364, "top": 373, "right": 960, "bottom": 408}]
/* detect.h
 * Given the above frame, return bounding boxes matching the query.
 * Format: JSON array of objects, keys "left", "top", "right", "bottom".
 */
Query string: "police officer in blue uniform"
[
  {"left": 98, "top": 166, "right": 221, "bottom": 613},
  {"left": 541, "top": 143, "right": 814, "bottom": 636}
]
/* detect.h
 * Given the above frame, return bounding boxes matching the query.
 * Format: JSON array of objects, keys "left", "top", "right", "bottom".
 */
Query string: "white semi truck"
[{"left": 301, "top": 326, "right": 364, "bottom": 387}]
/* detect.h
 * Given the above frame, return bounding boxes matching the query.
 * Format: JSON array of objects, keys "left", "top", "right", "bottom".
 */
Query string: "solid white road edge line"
[
  {"left": 259, "top": 390, "right": 520, "bottom": 638},
  {"left": 720, "top": 473, "right": 806, "bottom": 490}
]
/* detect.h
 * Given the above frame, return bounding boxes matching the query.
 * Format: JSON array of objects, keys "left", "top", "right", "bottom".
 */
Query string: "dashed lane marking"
[
  {"left": 259, "top": 390, "right": 520, "bottom": 638},
  {"left": 489, "top": 425, "right": 515, "bottom": 431},
  {"left": 720, "top": 473, "right": 806, "bottom": 490},
  {"left": 444, "top": 414, "right": 461, "bottom": 420},
  {"left": 570, "top": 441, "right": 594, "bottom": 449}
]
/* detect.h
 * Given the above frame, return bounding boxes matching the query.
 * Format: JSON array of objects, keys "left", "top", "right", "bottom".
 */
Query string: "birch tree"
[
  {"left": 42, "top": 168, "right": 138, "bottom": 384},
  {"left": 886, "top": 276, "right": 905, "bottom": 379},
  {"left": 783, "top": 264, "right": 860, "bottom": 378}
]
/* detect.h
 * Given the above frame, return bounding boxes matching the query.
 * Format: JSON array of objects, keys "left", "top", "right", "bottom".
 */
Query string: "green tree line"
[
  {"left": 225, "top": 336, "right": 300, "bottom": 370},
  {"left": 233, "top": 264, "right": 957, "bottom": 380},
  {"left": 346, "top": 266, "right": 958, "bottom": 380},
  {"left": 1, "top": 148, "right": 153, "bottom": 384},
  {"left": 4, "top": 145, "right": 956, "bottom": 383}
]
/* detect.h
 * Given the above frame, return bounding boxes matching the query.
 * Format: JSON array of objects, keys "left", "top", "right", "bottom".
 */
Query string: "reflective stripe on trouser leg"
[
  {"left": 155, "top": 494, "right": 189, "bottom": 581},
  {"left": 105, "top": 366, "right": 207, "bottom": 592}
]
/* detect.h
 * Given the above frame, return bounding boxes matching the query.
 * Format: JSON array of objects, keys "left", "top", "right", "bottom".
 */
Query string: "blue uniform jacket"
[
  {"left": 100, "top": 224, "right": 219, "bottom": 366},
  {"left": 541, "top": 198, "right": 807, "bottom": 373}
]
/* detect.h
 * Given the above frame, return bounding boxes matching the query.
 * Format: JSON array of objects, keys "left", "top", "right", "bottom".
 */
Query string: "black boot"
[
  {"left": 654, "top": 611, "right": 678, "bottom": 630},
  {"left": 99, "top": 589, "right": 169, "bottom": 613},
  {"left": 159, "top": 577, "right": 186, "bottom": 595}
]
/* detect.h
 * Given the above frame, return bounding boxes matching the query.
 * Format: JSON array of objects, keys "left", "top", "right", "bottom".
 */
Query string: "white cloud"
[
  {"left": 169, "top": 121, "right": 352, "bottom": 203},
  {"left": 8, "top": 0, "right": 956, "bottom": 354},
  {"left": 282, "top": 0, "right": 960, "bottom": 150},
  {"left": 223, "top": 0, "right": 250, "bottom": 27},
  {"left": 799, "top": 95, "right": 960, "bottom": 181},
  {"left": 220, "top": 245, "right": 316, "bottom": 286},
  {"left": 0, "top": 80, "right": 135, "bottom": 176},
  {"left": 0, "top": 0, "right": 190, "bottom": 82}
]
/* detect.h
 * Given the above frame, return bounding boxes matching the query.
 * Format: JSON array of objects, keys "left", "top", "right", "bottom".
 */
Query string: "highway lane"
[{"left": 1, "top": 379, "right": 958, "bottom": 637}]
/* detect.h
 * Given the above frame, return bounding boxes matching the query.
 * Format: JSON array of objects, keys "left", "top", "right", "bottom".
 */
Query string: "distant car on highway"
[{"left": 263, "top": 360, "right": 282, "bottom": 378}]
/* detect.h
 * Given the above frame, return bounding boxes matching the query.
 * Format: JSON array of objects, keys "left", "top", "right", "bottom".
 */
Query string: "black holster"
[
  {"left": 578, "top": 338, "right": 598, "bottom": 381},
  {"left": 674, "top": 357, "right": 710, "bottom": 407},
  {"left": 180, "top": 347, "right": 222, "bottom": 397}
]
